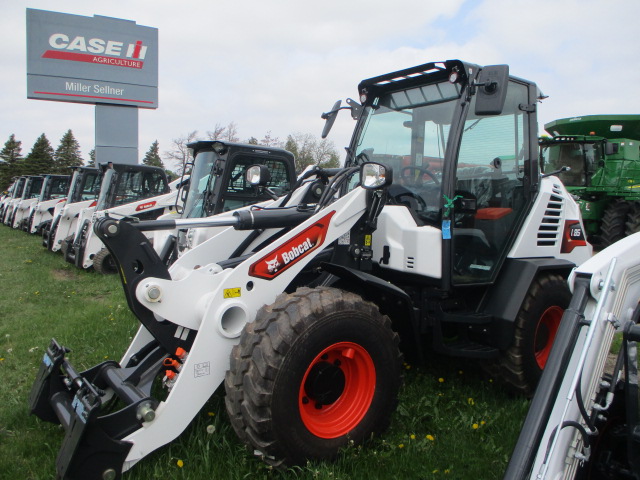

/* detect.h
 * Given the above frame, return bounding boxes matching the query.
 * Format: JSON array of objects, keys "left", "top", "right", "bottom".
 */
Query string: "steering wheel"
[
  {"left": 388, "top": 184, "right": 428, "bottom": 212},
  {"left": 400, "top": 166, "right": 440, "bottom": 187}
]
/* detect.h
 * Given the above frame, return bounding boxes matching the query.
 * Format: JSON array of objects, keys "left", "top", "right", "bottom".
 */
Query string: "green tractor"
[{"left": 540, "top": 114, "right": 640, "bottom": 248}]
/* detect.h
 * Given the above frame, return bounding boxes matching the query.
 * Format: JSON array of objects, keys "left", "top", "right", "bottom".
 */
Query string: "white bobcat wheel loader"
[{"left": 30, "top": 59, "right": 593, "bottom": 479}]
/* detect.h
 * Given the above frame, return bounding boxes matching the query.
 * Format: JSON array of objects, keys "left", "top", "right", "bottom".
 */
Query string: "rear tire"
[
  {"left": 625, "top": 201, "right": 640, "bottom": 237},
  {"left": 486, "top": 272, "right": 571, "bottom": 396},
  {"left": 225, "top": 287, "right": 402, "bottom": 466},
  {"left": 600, "top": 199, "right": 630, "bottom": 248},
  {"left": 93, "top": 248, "right": 118, "bottom": 274}
]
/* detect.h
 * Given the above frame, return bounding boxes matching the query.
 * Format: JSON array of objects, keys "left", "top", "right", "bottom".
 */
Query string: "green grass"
[{"left": 0, "top": 226, "right": 530, "bottom": 480}]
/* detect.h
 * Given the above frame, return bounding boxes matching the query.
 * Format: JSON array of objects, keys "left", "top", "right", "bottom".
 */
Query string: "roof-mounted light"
[{"left": 212, "top": 141, "right": 228, "bottom": 155}]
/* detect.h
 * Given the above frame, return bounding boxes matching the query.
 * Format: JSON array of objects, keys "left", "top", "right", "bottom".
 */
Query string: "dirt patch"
[{"left": 51, "top": 268, "right": 77, "bottom": 281}]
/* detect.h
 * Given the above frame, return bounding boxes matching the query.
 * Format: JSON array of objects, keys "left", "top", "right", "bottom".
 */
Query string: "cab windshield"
[{"left": 353, "top": 81, "right": 461, "bottom": 223}]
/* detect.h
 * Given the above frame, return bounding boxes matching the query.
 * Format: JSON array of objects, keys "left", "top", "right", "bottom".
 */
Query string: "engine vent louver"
[
  {"left": 537, "top": 186, "right": 564, "bottom": 247},
  {"left": 406, "top": 256, "right": 415, "bottom": 269}
]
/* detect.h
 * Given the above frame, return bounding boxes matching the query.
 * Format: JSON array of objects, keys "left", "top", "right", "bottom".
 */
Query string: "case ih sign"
[{"left": 26, "top": 9, "right": 158, "bottom": 108}]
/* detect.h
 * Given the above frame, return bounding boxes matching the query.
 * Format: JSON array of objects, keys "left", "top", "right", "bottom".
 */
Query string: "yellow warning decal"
[
  {"left": 223, "top": 288, "right": 241, "bottom": 298},
  {"left": 364, "top": 234, "right": 372, "bottom": 247}
]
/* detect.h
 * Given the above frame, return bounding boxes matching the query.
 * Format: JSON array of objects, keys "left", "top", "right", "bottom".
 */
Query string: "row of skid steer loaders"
[{"left": 30, "top": 59, "right": 595, "bottom": 479}]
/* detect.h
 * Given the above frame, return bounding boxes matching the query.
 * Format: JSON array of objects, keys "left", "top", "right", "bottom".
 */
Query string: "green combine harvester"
[{"left": 540, "top": 114, "right": 640, "bottom": 248}]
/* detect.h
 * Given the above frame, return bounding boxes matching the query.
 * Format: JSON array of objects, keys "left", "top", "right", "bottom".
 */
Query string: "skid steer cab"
[
  {"left": 30, "top": 59, "right": 592, "bottom": 478},
  {"left": 1, "top": 176, "right": 26, "bottom": 225},
  {"left": 153, "top": 140, "right": 297, "bottom": 265},
  {"left": 44, "top": 166, "right": 102, "bottom": 252},
  {"left": 27, "top": 174, "right": 70, "bottom": 234},
  {"left": 7, "top": 175, "right": 43, "bottom": 229},
  {"left": 63, "top": 162, "right": 171, "bottom": 272}
]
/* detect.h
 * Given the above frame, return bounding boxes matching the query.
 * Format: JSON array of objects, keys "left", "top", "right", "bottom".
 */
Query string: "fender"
[
  {"left": 320, "top": 262, "right": 422, "bottom": 361},
  {"left": 481, "top": 257, "right": 577, "bottom": 350}
]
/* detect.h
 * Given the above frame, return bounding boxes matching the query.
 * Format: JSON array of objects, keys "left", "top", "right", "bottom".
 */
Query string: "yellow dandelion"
[
  {"left": 438, "top": 377, "right": 444, "bottom": 383},
  {"left": 398, "top": 443, "right": 405, "bottom": 449},
  {"left": 472, "top": 423, "right": 479, "bottom": 430},
  {"left": 481, "top": 420, "right": 486, "bottom": 425},
  {"left": 176, "top": 459, "right": 184, "bottom": 468},
  {"left": 410, "top": 434, "right": 416, "bottom": 440},
  {"left": 426, "top": 434, "right": 435, "bottom": 441},
  {"left": 467, "top": 397, "right": 474, "bottom": 405}
]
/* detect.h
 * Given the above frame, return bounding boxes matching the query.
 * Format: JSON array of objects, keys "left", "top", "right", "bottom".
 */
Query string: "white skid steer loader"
[
  {"left": 152, "top": 140, "right": 297, "bottom": 265},
  {"left": 504, "top": 232, "right": 640, "bottom": 479},
  {"left": 30, "top": 59, "right": 593, "bottom": 479},
  {"left": 8, "top": 175, "right": 43, "bottom": 229},
  {"left": 63, "top": 162, "right": 174, "bottom": 272},
  {"left": 27, "top": 174, "right": 71, "bottom": 234},
  {"left": 45, "top": 166, "right": 102, "bottom": 252}
]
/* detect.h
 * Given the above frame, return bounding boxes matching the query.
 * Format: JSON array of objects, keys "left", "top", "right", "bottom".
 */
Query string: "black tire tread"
[
  {"left": 92, "top": 247, "right": 118, "bottom": 274},
  {"left": 484, "top": 272, "right": 569, "bottom": 396},
  {"left": 600, "top": 199, "right": 630, "bottom": 248},
  {"left": 224, "top": 286, "right": 401, "bottom": 466}
]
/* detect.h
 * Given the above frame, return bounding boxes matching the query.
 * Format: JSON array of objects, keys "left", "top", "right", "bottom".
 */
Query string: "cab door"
[{"left": 451, "top": 80, "right": 533, "bottom": 284}]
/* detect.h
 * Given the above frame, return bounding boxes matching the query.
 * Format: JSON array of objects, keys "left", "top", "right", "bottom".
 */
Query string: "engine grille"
[{"left": 537, "top": 183, "right": 564, "bottom": 247}]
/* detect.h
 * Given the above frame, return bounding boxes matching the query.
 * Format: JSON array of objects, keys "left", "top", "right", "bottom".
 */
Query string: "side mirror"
[
  {"left": 246, "top": 164, "right": 272, "bottom": 187},
  {"left": 360, "top": 162, "right": 392, "bottom": 189},
  {"left": 474, "top": 65, "right": 509, "bottom": 115},
  {"left": 321, "top": 100, "right": 342, "bottom": 139}
]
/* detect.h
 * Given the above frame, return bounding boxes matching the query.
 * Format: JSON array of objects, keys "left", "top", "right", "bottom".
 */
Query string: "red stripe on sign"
[
  {"left": 42, "top": 50, "right": 144, "bottom": 69},
  {"left": 33, "top": 91, "right": 155, "bottom": 104}
]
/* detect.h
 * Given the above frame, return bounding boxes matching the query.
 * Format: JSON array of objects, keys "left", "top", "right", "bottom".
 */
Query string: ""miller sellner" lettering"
[{"left": 65, "top": 82, "right": 124, "bottom": 96}]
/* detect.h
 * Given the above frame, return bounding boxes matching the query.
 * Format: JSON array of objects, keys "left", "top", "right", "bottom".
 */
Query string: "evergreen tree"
[
  {"left": 87, "top": 149, "right": 96, "bottom": 167},
  {"left": 54, "top": 130, "right": 83, "bottom": 173},
  {"left": 23, "top": 134, "right": 55, "bottom": 175},
  {"left": 0, "top": 134, "right": 23, "bottom": 190},
  {"left": 142, "top": 140, "right": 165, "bottom": 168}
]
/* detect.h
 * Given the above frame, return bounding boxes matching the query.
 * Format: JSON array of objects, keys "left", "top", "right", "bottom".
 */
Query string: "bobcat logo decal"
[{"left": 265, "top": 255, "right": 280, "bottom": 273}]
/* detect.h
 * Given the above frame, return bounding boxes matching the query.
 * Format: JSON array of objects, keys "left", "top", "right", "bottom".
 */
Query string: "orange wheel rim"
[
  {"left": 534, "top": 306, "right": 563, "bottom": 369},
  {"left": 298, "top": 341, "right": 376, "bottom": 438}
]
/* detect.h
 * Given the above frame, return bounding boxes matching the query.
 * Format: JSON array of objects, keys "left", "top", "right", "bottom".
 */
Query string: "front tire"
[
  {"left": 93, "top": 248, "right": 118, "bottom": 274},
  {"left": 225, "top": 287, "right": 402, "bottom": 466}
]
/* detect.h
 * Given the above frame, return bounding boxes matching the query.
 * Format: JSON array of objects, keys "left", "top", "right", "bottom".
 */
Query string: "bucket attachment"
[{"left": 29, "top": 339, "right": 164, "bottom": 480}]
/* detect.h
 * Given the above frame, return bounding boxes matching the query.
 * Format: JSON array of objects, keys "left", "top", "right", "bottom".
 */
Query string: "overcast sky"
[{"left": 2, "top": 0, "right": 639, "bottom": 169}]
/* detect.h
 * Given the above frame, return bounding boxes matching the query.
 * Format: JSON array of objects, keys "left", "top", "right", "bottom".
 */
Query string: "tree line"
[{"left": 0, "top": 122, "right": 341, "bottom": 191}]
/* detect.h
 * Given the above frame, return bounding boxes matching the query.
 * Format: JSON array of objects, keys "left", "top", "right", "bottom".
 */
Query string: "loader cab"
[
  {"left": 95, "top": 163, "right": 169, "bottom": 211},
  {"left": 344, "top": 60, "right": 539, "bottom": 287},
  {"left": 539, "top": 135, "right": 604, "bottom": 188},
  {"left": 183, "top": 141, "right": 296, "bottom": 218},
  {"left": 67, "top": 167, "right": 102, "bottom": 204}
]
